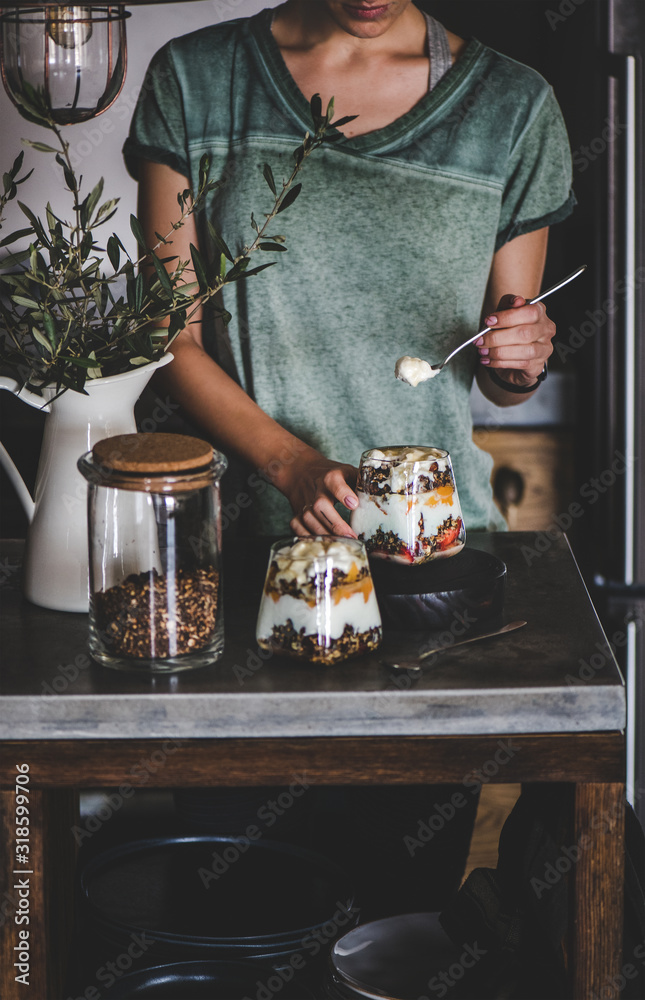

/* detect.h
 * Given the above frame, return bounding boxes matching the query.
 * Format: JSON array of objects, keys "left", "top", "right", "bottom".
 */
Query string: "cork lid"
[{"left": 93, "top": 433, "right": 213, "bottom": 474}]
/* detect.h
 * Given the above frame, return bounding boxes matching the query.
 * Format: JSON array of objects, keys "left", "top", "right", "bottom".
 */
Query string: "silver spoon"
[
  {"left": 395, "top": 265, "right": 587, "bottom": 385},
  {"left": 383, "top": 619, "right": 528, "bottom": 673}
]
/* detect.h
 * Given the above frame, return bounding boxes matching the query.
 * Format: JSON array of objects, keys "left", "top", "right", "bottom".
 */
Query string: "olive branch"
[{"left": 0, "top": 86, "right": 355, "bottom": 395}]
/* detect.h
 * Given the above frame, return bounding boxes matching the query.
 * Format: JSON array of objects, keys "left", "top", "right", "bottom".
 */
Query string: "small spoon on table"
[
  {"left": 383, "top": 619, "right": 528, "bottom": 675},
  {"left": 395, "top": 264, "right": 587, "bottom": 386}
]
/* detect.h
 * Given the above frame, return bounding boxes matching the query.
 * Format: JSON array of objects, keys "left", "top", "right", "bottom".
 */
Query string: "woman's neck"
[
  {"left": 272, "top": 1, "right": 428, "bottom": 61},
  {"left": 270, "top": 2, "right": 466, "bottom": 138}
]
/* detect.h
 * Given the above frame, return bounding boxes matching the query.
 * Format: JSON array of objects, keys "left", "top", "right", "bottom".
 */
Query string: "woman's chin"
[{"left": 325, "top": 1, "right": 409, "bottom": 38}]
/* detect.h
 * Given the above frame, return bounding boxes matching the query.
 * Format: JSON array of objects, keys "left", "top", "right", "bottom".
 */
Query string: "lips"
[{"left": 342, "top": 3, "right": 391, "bottom": 19}]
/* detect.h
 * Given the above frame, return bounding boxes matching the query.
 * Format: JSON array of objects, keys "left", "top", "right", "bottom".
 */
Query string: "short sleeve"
[
  {"left": 122, "top": 42, "right": 190, "bottom": 181},
  {"left": 495, "top": 86, "right": 575, "bottom": 251}
]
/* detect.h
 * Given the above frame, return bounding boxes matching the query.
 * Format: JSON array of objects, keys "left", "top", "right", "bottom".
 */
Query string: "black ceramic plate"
[
  {"left": 369, "top": 547, "right": 506, "bottom": 630},
  {"left": 81, "top": 836, "right": 357, "bottom": 958},
  {"left": 98, "top": 960, "right": 315, "bottom": 999}
]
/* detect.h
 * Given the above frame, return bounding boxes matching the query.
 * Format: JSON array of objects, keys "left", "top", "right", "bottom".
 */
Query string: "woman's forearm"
[{"left": 475, "top": 227, "right": 553, "bottom": 405}]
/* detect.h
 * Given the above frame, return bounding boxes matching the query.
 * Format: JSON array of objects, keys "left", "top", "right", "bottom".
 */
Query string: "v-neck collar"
[{"left": 248, "top": 8, "right": 485, "bottom": 154}]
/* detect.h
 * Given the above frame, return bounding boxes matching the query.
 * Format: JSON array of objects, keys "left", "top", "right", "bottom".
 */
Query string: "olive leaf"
[
  {"left": 190, "top": 243, "right": 209, "bottom": 294},
  {"left": 263, "top": 163, "right": 277, "bottom": 196},
  {"left": 31, "top": 328, "right": 53, "bottom": 354},
  {"left": 130, "top": 214, "right": 147, "bottom": 250},
  {"left": 330, "top": 115, "right": 358, "bottom": 129},
  {"left": 0, "top": 228, "right": 33, "bottom": 247},
  {"left": 22, "top": 140, "right": 58, "bottom": 154},
  {"left": 152, "top": 253, "right": 173, "bottom": 296},
  {"left": 106, "top": 235, "right": 121, "bottom": 271},
  {"left": 207, "top": 220, "right": 233, "bottom": 263},
  {"left": 310, "top": 93, "right": 324, "bottom": 129},
  {"left": 276, "top": 183, "right": 302, "bottom": 214}
]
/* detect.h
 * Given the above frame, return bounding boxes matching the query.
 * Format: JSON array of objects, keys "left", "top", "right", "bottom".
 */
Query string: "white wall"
[{"left": 0, "top": 0, "right": 280, "bottom": 260}]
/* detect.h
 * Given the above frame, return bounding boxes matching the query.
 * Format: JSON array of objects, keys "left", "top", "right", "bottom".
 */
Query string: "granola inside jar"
[
  {"left": 256, "top": 537, "right": 382, "bottom": 664},
  {"left": 78, "top": 432, "right": 227, "bottom": 672}
]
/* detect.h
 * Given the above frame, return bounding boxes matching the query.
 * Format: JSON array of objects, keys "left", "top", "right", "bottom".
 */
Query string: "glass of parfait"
[
  {"left": 350, "top": 446, "right": 466, "bottom": 565},
  {"left": 256, "top": 537, "right": 382, "bottom": 664}
]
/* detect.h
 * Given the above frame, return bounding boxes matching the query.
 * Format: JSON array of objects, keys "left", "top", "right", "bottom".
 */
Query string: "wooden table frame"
[{"left": 0, "top": 732, "right": 625, "bottom": 1000}]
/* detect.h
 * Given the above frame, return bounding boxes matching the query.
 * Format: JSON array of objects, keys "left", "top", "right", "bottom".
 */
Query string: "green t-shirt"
[{"left": 124, "top": 9, "right": 574, "bottom": 535}]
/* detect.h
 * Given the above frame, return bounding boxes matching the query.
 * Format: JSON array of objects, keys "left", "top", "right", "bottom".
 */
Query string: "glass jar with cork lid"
[{"left": 78, "top": 433, "right": 227, "bottom": 672}]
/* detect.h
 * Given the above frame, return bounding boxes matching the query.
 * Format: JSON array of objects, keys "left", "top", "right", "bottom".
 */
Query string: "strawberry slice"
[{"left": 435, "top": 519, "right": 462, "bottom": 551}]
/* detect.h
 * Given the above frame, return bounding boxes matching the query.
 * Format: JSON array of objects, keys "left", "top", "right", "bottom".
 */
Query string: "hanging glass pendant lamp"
[
  {"left": 0, "top": 2, "right": 206, "bottom": 125},
  {"left": 0, "top": 4, "right": 131, "bottom": 124}
]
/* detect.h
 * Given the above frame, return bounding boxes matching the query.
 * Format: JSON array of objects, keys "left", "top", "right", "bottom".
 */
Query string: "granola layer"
[
  {"left": 259, "top": 621, "right": 382, "bottom": 665},
  {"left": 361, "top": 513, "right": 464, "bottom": 564},
  {"left": 357, "top": 447, "right": 454, "bottom": 497}
]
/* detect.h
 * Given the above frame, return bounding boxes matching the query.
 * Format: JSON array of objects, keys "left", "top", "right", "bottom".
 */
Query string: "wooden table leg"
[
  {"left": 1, "top": 788, "right": 78, "bottom": 999},
  {"left": 571, "top": 782, "right": 625, "bottom": 1000}
]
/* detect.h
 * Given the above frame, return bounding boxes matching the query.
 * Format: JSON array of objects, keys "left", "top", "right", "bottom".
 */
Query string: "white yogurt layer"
[
  {"left": 256, "top": 586, "right": 382, "bottom": 643},
  {"left": 394, "top": 356, "right": 440, "bottom": 387}
]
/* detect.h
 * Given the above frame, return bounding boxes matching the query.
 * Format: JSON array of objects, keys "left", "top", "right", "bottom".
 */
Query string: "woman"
[
  {"left": 124, "top": 0, "right": 574, "bottom": 541},
  {"left": 124, "top": 0, "right": 574, "bottom": 917}
]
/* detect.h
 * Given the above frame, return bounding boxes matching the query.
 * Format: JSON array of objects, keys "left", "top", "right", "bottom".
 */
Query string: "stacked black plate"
[
  {"left": 91, "top": 959, "right": 315, "bottom": 999},
  {"left": 80, "top": 835, "right": 358, "bottom": 967}
]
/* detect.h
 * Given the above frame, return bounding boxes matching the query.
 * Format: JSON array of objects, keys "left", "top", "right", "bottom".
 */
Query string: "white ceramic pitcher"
[{"left": 0, "top": 354, "right": 173, "bottom": 612}]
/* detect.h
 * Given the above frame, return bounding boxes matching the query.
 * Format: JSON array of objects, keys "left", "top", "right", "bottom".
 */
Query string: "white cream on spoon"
[
  {"left": 394, "top": 356, "right": 440, "bottom": 387},
  {"left": 395, "top": 266, "right": 588, "bottom": 388}
]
